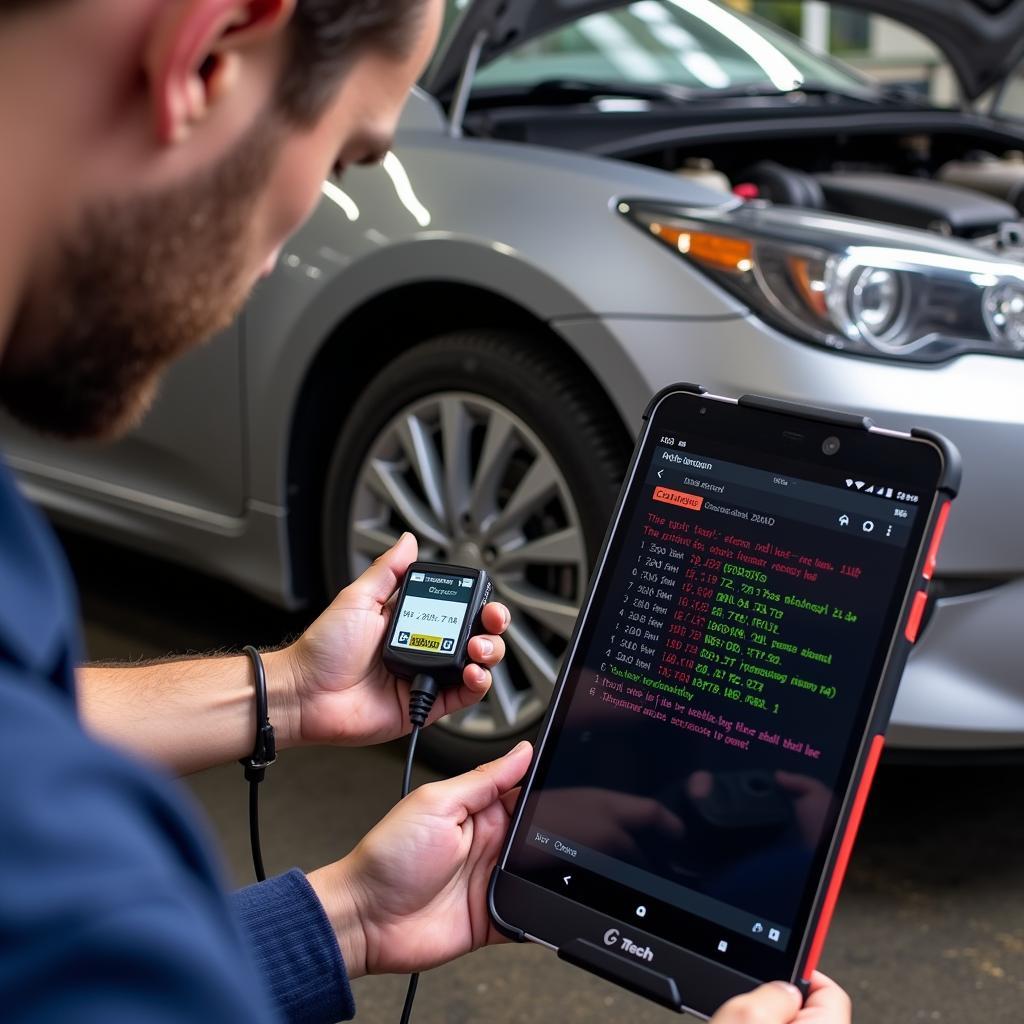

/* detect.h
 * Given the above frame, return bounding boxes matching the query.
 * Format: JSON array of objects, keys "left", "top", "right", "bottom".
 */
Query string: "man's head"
[{"left": 0, "top": 0, "right": 443, "bottom": 438}]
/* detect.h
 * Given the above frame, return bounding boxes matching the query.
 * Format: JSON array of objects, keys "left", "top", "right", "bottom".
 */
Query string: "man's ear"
[{"left": 144, "top": 0, "right": 296, "bottom": 145}]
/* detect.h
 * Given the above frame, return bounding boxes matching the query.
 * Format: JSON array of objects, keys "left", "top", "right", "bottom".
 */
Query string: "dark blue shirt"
[{"left": 0, "top": 461, "right": 355, "bottom": 1023}]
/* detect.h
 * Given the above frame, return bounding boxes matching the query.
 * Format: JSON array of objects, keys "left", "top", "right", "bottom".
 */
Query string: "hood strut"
[{"left": 449, "top": 29, "right": 489, "bottom": 138}]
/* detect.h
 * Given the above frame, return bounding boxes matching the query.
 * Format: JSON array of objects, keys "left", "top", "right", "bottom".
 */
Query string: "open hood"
[{"left": 423, "top": 0, "right": 1024, "bottom": 104}]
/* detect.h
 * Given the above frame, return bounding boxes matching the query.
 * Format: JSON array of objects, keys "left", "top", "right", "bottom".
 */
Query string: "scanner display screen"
[{"left": 390, "top": 571, "right": 476, "bottom": 655}]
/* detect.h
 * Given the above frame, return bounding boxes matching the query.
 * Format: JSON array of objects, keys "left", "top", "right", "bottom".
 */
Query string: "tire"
[{"left": 322, "top": 330, "right": 629, "bottom": 773}]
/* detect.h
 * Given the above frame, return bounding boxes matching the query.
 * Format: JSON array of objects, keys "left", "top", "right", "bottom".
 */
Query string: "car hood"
[{"left": 423, "top": 0, "right": 1024, "bottom": 103}]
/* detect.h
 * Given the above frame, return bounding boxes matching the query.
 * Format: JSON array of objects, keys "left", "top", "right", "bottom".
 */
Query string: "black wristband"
[{"left": 239, "top": 645, "right": 276, "bottom": 784}]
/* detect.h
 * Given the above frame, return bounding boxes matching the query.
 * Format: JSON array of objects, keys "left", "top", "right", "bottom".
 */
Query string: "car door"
[{"left": 1, "top": 322, "right": 246, "bottom": 519}]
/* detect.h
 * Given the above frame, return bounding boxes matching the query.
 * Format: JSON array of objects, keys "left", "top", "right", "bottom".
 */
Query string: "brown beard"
[{"left": 0, "top": 118, "right": 281, "bottom": 440}]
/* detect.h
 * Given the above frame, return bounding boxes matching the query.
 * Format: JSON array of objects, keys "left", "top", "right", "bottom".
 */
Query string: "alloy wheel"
[{"left": 348, "top": 391, "right": 588, "bottom": 739}]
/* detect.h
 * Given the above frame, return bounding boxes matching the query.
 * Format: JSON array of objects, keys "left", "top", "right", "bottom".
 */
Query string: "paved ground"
[{"left": 66, "top": 532, "right": 1024, "bottom": 1023}]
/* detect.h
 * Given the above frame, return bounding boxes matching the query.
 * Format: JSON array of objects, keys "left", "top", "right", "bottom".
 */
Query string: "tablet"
[{"left": 490, "top": 385, "right": 959, "bottom": 1016}]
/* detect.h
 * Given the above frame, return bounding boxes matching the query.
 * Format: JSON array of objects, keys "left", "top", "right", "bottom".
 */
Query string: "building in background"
[{"left": 737, "top": 0, "right": 955, "bottom": 104}]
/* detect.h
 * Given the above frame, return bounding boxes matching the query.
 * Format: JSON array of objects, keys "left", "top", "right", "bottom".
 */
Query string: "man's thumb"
[
  {"left": 430, "top": 741, "right": 533, "bottom": 818},
  {"left": 713, "top": 982, "right": 802, "bottom": 1023},
  {"left": 348, "top": 532, "right": 418, "bottom": 605}
]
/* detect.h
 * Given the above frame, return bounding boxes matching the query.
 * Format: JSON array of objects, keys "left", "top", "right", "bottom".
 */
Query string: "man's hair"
[
  {"left": 280, "top": 0, "right": 427, "bottom": 123},
  {"left": 2, "top": 0, "right": 427, "bottom": 125}
]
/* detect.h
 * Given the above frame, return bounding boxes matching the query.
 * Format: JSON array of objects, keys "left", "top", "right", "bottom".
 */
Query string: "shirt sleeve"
[
  {"left": 0, "top": 667, "right": 281, "bottom": 1024},
  {"left": 232, "top": 871, "right": 356, "bottom": 1024}
]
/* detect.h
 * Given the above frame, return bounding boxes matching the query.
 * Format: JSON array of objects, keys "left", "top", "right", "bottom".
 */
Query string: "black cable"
[
  {"left": 248, "top": 779, "right": 266, "bottom": 883},
  {"left": 398, "top": 727, "right": 421, "bottom": 1024},
  {"left": 399, "top": 973, "right": 420, "bottom": 1024},
  {"left": 240, "top": 645, "right": 275, "bottom": 884},
  {"left": 240, "top": 652, "right": 437, "bottom": 1022},
  {"left": 407, "top": 673, "right": 440, "bottom": 731},
  {"left": 402, "top": 724, "right": 421, "bottom": 805},
  {"left": 398, "top": 674, "right": 438, "bottom": 1024}
]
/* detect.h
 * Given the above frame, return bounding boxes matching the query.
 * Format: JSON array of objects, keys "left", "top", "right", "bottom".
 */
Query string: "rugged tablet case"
[
  {"left": 489, "top": 384, "right": 961, "bottom": 1011},
  {"left": 733, "top": 393, "right": 960, "bottom": 987}
]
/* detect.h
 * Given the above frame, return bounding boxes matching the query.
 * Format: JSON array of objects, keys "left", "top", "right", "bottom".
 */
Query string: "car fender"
[
  {"left": 242, "top": 233, "right": 653, "bottom": 506},
  {"left": 242, "top": 135, "right": 745, "bottom": 509}
]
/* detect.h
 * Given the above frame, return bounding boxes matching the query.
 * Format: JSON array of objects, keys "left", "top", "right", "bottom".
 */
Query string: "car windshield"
[{"left": 469, "top": 0, "right": 871, "bottom": 95}]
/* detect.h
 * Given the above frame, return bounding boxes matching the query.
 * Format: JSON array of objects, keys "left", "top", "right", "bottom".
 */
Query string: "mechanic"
[{"left": 0, "top": 1, "right": 852, "bottom": 1021}]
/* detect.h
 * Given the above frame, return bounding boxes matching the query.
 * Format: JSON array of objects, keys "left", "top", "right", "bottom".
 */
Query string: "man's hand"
[
  {"left": 521, "top": 788, "right": 683, "bottom": 866},
  {"left": 307, "top": 741, "right": 532, "bottom": 977},
  {"left": 712, "top": 973, "right": 851, "bottom": 1024},
  {"left": 775, "top": 771, "right": 834, "bottom": 849},
  {"left": 284, "top": 533, "right": 510, "bottom": 747}
]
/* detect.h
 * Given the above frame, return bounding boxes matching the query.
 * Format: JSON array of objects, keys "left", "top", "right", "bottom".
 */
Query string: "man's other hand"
[
  {"left": 282, "top": 533, "right": 509, "bottom": 747},
  {"left": 712, "top": 973, "right": 851, "bottom": 1024},
  {"left": 306, "top": 741, "right": 532, "bottom": 976}
]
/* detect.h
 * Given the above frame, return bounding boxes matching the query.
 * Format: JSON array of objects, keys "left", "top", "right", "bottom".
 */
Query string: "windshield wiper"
[
  {"left": 498, "top": 78, "right": 918, "bottom": 109},
  {"left": 698, "top": 82, "right": 886, "bottom": 103},
  {"left": 520, "top": 78, "right": 694, "bottom": 104}
]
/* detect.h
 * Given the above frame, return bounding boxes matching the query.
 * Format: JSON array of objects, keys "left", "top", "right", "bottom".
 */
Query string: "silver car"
[{"left": 8, "top": 0, "right": 1024, "bottom": 767}]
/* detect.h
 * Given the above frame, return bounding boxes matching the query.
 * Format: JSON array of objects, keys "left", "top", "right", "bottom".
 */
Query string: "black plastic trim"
[
  {"left": 558, "top": 939, "right": 684, "bottom": 1012},
  {"left": 642, "top": 382, "right": 706, "bottom": 419},
  {"left": 739, "top": 394, "right": 873, "bottom": 430},
  {"left": 910, "top": 428, "right": 962, "bottom": 497},
  {"left": 798, "top": 471, "right": 957, "bottom": 984},
  {"left": 488, "top": 865, "right": 526, "bottom": 943},
  {"left": 490, "top": 870, "right": 763, "bottom": 1017}
]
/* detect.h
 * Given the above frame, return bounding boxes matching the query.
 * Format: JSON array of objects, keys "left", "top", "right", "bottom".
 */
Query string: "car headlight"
[{"left": 619, "top": 200, "right": 1024, "bottom": 362}]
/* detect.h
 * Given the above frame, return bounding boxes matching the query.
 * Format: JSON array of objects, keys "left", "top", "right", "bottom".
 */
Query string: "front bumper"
[
  {"left": 557, "top": 313, "right": 1024, "bottom": 750},
  {"left": 895, "top": 580, "right": 1024, "bottom": 749}
]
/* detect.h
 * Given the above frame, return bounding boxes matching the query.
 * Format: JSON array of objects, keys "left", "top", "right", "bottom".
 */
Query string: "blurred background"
[{"left": 660, "top": 0, "right": 1020, "bottom": 112}]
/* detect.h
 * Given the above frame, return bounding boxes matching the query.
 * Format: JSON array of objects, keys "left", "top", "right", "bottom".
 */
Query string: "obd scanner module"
[{"left": 383, "top": 561, "right": 493, "bottom": 731}]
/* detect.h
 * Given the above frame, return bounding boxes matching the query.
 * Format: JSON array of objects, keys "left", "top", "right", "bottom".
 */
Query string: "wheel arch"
[{"left": 281, "top": 279, "right": 635, "bottom": 604}]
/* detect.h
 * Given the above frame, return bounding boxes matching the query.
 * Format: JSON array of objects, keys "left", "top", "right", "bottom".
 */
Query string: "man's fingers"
[
  {"left": 346, "top": 533, "right": 418, "bottom": 606},
  {"left": 480, "top": 602, "right": 511, "bottom": 634},
  {"left": 429, "top": 668, "right": 492, "bottom": 724},
  {"left": 421, "top": 741, "right": 533, "bottom": 818},
  {"left": 607, "top": 793, "right": 684, "bottom": 837},
  {"left": 487, "top": 922, "right": 514, "bottom": 946},
  {"left": 713, "top": 981, "right": 803, "bottom": 1024},
  {"left": 655, "top": 804, "right": 685, "bottom": 838},
  {"left": 468, "top": 633, "right": 505, "bottom": 667},
  {"left": 804, "top": 972, "right": 852, "bottom": 1019},
  {"left": 775, "top": 771, "right": 829, "bottom": 798},
  {"left": 608, "top": 827, "right": 644, "bottom": 862},
  {"left": 500, "top": 786, "right": 522, "bottom": 816},
  {"left": 466, "top": 663, "right": 493, "bottom": 688},
  {"left": 687, "top": 770, "right": 714, "bottom": 800},
  {"left": 462, "top": 663, "right": 491, "bottom": 692},
  {"left": 425, "top": 666, "right": 494, "bottom": 725}
]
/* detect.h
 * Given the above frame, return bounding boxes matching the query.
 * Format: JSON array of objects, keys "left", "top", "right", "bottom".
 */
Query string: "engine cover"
[{"left": 814, "top": 172, "right": 1018, "bottom": 238}]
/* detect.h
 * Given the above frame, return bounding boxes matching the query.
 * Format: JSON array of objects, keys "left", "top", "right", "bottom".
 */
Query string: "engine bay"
[
  {"left": 466, "top": 94, "right": 1024, "bottom": 259},
  {"left": 630, "top": 131, "right": 1024, "bottom": 260},
  {"left": 585, "top": 116, "right": 1024, "bottom": 256},
  {"left": 715, "top": 154, "right": 1024, "bottom": 259}
]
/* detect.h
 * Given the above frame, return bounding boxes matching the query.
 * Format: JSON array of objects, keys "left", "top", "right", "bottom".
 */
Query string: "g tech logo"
[{"left": 602, "top": 927, "right": 654, "bottom": 963}]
